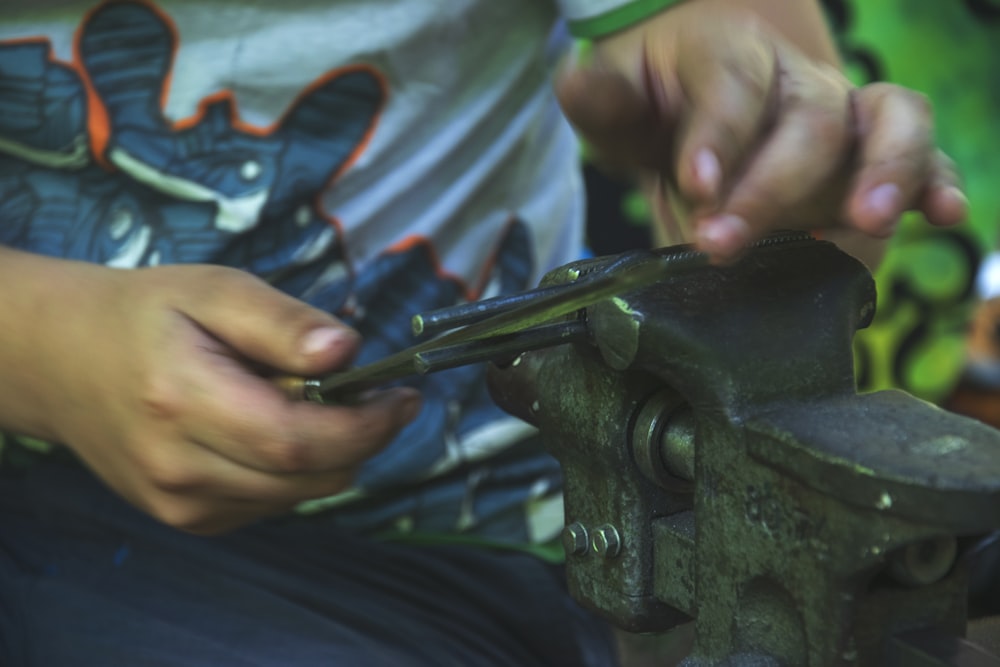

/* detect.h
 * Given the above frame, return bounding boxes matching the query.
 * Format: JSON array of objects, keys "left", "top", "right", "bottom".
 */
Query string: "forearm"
[{"left": 0, "top": 245, "right": 113, "bottom": 441}]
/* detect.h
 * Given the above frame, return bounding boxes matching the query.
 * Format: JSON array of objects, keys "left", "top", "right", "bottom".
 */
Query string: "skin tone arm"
[
  {"left": 555, "top": 0, "right": 966, "bottom": 266},
  {"left": 0, "top": 245, "right": 421, "bottom": 534}
]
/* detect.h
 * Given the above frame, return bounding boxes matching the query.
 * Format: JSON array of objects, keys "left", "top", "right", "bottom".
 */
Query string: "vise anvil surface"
[{"left": 487, "top": 235, "right": 1000, "bottom": 666}]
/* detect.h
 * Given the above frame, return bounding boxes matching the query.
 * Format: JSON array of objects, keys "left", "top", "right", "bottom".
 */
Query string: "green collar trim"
[{"left": 567, "top": 0, "right": 686, "bottom": 39}]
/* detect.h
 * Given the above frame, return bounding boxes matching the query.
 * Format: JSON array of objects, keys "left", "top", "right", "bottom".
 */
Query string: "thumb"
[
  {"left": 174, "top": 266, "right": 359, "bottom": 376},
  {"left": 554, "top": 55, "right": 677, "bottom": 171}
]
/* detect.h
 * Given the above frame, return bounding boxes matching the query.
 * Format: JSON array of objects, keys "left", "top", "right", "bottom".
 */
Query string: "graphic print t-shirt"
[{"left": 0, "top": 0, "right": 583, "bottom": 545}]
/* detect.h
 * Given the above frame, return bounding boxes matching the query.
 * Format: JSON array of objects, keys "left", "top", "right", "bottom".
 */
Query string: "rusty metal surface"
[{"left": 487, "top": 236, "right": 1000, "bottom": 666}]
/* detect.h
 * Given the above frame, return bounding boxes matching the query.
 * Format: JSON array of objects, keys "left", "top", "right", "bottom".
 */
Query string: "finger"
[
  {"left": 247, "top": 387, "right": 423, "bottom": 474},
  {"left": 669, "top": 27, "right": 778, "bottom": 207},
  {"left": 140, "top": 322, "right": 422, "bottom": 474},
  {"left": 193, "top": 383, "right": 421, "bottom": 476},
  {"left": 130, "top": 433, "right": 359, "bottom": 508},
  {"left": 845, "top": 83, "right": 937, "bottom": 236},
  {"left": 695, "top": 70, "right": 853, "bottom": 261},
  {"left": 116, "top": 425, "right": 370, "bottom": 535},
  {"left": 163, "top": 265, "right": 360, "bottom": 377},
  {"left": 186, "top": 353, "right": 421, "bottom": 473},
  {"left": 554, "top": 59, "right": 676, "bottom": 170},
  {"left": 918, "top": 150, "right": 968, "bottom": 227}
]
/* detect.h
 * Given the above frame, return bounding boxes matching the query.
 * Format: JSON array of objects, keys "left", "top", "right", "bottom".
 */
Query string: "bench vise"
[{"left": 487, "top": 234, "right": 1000, "bottom": 666}]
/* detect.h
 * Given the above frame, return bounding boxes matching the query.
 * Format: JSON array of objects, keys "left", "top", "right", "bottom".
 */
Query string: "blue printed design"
[
  {"left": 0, "top": 42, "right": 88, "bottom": 158},
  {"left": 347, "top": 221, "right": 535, "bottom": 487},
  {"left": 0, "top": 0, "right": 385, "bottom": 314},
  {"left": 0, "top": 1, "right": 553, "bottom": 540},
  {"left": 321, "top": 220, "right": 557, "bottom": 542}
]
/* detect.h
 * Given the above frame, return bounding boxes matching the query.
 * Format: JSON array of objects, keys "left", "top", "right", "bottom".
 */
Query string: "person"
[{"left": 0, "top": 0, "right": 963, "bottom": 665}]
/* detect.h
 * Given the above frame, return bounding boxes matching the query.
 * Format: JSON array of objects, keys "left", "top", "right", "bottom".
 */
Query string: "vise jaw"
[{"left": 487, "top": 235, "right": 1000, "bottom": 666}]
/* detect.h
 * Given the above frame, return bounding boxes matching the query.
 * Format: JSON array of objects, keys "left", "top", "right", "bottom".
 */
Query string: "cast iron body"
[{"left": 488, "top": 236, "right": 1000, "bottom": 666}]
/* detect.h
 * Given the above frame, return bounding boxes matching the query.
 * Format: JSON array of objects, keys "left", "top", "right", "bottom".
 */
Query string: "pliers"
[{"left": 275, "top": 245, "right": 714, "bottom": 404}]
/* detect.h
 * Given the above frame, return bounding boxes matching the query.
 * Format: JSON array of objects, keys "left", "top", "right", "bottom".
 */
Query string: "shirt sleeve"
[{"left": 554, "top": 0, "right": 686, "bottom": 39}]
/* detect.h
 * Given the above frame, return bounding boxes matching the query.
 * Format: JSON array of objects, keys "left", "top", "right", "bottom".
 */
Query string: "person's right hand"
[{"left": 35, "top": 262, "right": 421, "bottom": 535}]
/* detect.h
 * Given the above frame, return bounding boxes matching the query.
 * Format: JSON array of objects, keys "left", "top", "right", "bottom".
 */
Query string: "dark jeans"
[{"left": 0, "top": 460, "right": 617, "bottom": 666}]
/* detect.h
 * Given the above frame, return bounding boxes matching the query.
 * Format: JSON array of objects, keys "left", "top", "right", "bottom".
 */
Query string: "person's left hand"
[{"left": 555, "top": 1, "right": 967, "bottom": 263}]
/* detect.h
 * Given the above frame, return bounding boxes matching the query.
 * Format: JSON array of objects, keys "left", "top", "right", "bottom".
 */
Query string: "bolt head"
[
  {"left": 591, "top": 524, "right": 622, "bottom": 558},
  {"left": 562, "top": 522, "right": 589, "bottom": 556}
]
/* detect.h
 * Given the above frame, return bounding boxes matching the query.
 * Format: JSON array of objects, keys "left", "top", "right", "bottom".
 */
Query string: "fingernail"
[
  {"left": 301, "top": 327, "right": 355, "bottom": 356},
  {"left": 697, "top": 214, "right": 750, "bottom": 254},
  {"left": 693, "top": 148, "right": 721, "bottom": 198},
  {"left": 865, "top": 183, "right": 901, "bottom": 221}
]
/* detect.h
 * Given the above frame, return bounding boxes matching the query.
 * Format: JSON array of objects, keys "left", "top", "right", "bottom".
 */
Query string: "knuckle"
[
  {"left": 138, "top": 374, "right": 183, "bottom": 421},
  {"left": 140, "top": 448, "right": 202, "bottom": 493}
]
